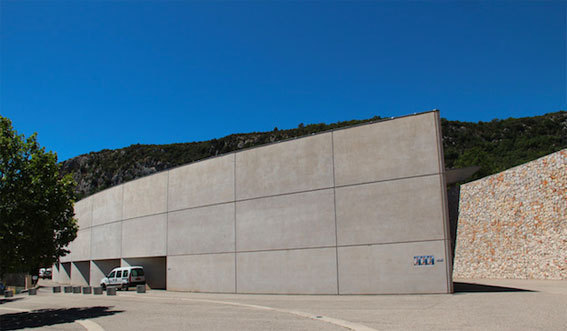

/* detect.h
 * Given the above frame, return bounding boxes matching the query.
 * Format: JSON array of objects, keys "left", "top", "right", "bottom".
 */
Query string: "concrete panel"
[
  {"left": 236, "top": 133, "right": 334, "bottom": 200},
  {"left": 336, "top": 175, "right": 446, "bottom": 246},
  {"left": 92, "top": 185, "right": 123, "bottom": 226},
  {"left": 90, "top": 259, "right": 120, "bottom": 287},
  {"left": 122, "top": 214, "right": 167, "bottom": 258},
  {"left": 167, "top": 253, "right": 235, "bottom": 293},
  {"left": 168, "top": 154, "right": 234, "bottom": 211},
  {"left": 59, "top": 249, "right": 72, "bottom": 263},
  {"left": 60, "top": 262, "right": 71, "bottom": 284},
  {"left": 91, "top": 222, "right": 122, "bottom": 260},
  {"left": 168, "top": 203, "right": 234, "bottom": 255},
  {"left": 71, "top": 261, "right": 90, "bottom": 286},
  {"left": 66, "top": 229, "right": 91, "bottom": 262},
  {"left": 122, "top": 257, "right": 166, "bottom": 289},
  {"left": 52, "top": 263, "right": 60, "bottom": 283},
  {"left": 237, "top": 248, "right": 337, "bottom": 294},
  {"left": 338, "top": 240, "right": 450, "bottom": 294},
  {"left": 333, "top": 112, "right": 441, "bottom": 186},
  {"left": 123, "top": 172, "right": 168, "bottom": 219},
  {"left": 236, "top": 189, "right": 336, "bottom": 251},
  {"left": 74, "top": 198, "right": 92, "bottom": 230}
]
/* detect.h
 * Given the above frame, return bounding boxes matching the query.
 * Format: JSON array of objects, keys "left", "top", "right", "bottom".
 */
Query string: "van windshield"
[{"left": 131, "top": 268, "right": 144, "bottom": 276}]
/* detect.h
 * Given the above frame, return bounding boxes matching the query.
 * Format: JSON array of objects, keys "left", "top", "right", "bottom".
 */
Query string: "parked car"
[
  {"left": 100, "top": 266, "right": 145, "bottom": 291},
  {"left": 39, "top": 268, "right": 52, "bottom": 279}
]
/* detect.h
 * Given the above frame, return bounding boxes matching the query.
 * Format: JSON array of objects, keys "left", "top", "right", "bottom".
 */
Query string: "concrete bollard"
[
  {"left": 73, "top": 286, "right": 81, "bottom": 294},
  {"left": 136, "top": 285, "right": 146, "bottom": 293},
  {"left": 106, "top": 287, "right": 117, "bottom": 296},
  {"left": 93, "top": 287, "right": 103, "bottom": 295},
  {"left": 64, "top": 286, "right": 73, "bottom": 293},
  {"left": 4, "top": 290, "right": 14, "bottom": 298},
  {"left": 52, "top": 286, "right": 61, "bottom": 293},
  {"left": 82, "top": 287, "right": 92, "bottom": 294},
  {"left": 28, "top": 288, "right": 37, "bottom": 295}
]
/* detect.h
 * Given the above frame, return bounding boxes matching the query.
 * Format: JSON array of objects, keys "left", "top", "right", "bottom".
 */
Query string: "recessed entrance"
[
  {"left": 90, "top": 259, "right": 121, "bottom": 287},
  {"left": 122, "top": 256, "right": 166, "bottom": 290}
]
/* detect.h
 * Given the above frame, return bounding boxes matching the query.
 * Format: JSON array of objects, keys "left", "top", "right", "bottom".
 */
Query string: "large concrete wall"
[
  {"left": 56, "top": 111, "right": 452, "bottom": 294},
  {"left": 453, "top": 149, "right": 567, "bottom": 280}
]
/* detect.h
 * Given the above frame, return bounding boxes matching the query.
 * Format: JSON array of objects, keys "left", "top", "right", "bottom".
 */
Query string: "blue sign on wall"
[{"left": 413, "top": 255, "right": 435, "bottom": 266}]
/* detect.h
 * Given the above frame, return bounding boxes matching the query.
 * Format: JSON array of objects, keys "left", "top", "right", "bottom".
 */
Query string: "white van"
[
  {"left": 39, "top": 268, "right": 52, "bottom": 279},
  {"left": 100, "top": 266, "right": 145, "bottom": 291}
]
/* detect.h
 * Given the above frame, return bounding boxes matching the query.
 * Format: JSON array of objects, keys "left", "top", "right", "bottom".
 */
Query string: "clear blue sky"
[{"left": 1, "top": 1, "right": 565, "bottom": 161}]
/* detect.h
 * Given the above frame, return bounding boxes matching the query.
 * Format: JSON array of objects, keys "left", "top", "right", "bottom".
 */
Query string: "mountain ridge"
[{"left": 61, "top": 111, "right": 567, "bottom": 199}]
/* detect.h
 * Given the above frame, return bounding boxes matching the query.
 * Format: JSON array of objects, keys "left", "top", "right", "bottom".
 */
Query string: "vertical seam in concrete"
[
  {"left": 331, "top": 132, "right": 340, "bottom": 295},
  {"left": 89, "top": 196, "right": 94, "bottom": 270},
  {"left": 89, "top": 197, "right": 94, "bottom": 285},
  {"left": 166, "top": 170, "right": 170, "bottom": 258},
  {"left": 166, "top": 171, "right": 171, "bottom": 290},
  {"left": 433, "top": 111, "right": 453, "bottom": 293},
  {"left": 120, "top": 182, "right": 125, "bottom": 260},
  {"left": 233, "top": 152, "right": 238, "bottom": 294}
]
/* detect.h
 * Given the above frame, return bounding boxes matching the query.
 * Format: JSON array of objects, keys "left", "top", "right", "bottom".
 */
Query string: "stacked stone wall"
[{"left": 453, "top": 149, "right": 567, "bottom": 279}]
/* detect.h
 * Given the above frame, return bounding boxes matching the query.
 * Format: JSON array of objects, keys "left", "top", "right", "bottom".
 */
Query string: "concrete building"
[{"left": 53, "top": 111, "right": 454, "bottom": 294}]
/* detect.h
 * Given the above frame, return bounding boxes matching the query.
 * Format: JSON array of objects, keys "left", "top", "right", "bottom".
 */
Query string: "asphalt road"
[{"left": 1, "top": 279, "right": 566, "bottom": 330}]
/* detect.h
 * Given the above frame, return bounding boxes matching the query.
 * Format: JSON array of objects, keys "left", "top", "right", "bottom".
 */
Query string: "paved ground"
[{"left": 1, "top": 279, "right": 566, "bottom": 330}]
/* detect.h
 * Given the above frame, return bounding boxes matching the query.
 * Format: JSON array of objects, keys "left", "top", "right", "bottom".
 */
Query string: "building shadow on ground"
[
  {"left": 454, "top": 282, "right": 534, "bottom": 293},
  {"left": 0, "top": 306, "right": 123, "bottom": 330}
]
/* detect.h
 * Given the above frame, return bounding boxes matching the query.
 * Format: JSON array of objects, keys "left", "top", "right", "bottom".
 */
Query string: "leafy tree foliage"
[
  {"left": 0, "top": 116, "right": 77, "bottom": 276},
  {"left": 442, "top": 111, "right": 567, "bottom": 181}
]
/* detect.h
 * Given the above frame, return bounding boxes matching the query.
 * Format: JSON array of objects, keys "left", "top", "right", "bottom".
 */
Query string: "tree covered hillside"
[
  {"left": 442, "top": 111, "right": 566, "bottom": 178},
  {"left": 61, "top": 111, "right": 566, "bottom": 199}
]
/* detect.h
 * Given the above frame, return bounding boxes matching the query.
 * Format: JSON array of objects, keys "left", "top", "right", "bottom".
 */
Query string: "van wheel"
[{"left": 122, "top": 284, "right": 128, "bottom": 291}]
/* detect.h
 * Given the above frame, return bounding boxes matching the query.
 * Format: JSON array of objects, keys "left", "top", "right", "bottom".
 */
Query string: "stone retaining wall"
[{"left": 453, "top": 149, "right": 566, "bottom": 279}]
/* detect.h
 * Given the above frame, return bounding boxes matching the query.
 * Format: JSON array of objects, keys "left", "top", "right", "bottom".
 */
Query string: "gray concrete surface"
[
  {"left": 235, "top": 132, "right": 334, "bottom": 200},
  {"left": 92, "top": 185, "right": 123, "bottom": 226},
  {"left": 122, "top": 171, "right": 168, "bottom": 220},
  {"left": 1, "top": 279, "right": 565, "bottom": 330},
  {"left": 90, "top": 222, "right": 122, "bottom": 260},
  {"left": 65, "top": 229, "right": 91, "bottom": 262},
  {"left": 168, "top": 154, "right": 235, "bottom": 211},
  {"left": 335, "top": 175, "right": 446, "bottom": 246},
  {"left": 338, "top": 240, "right": 450, "bottom": 294},
  {"left": 74, "top": 199, "right": 92, "bottom": 230},
  {"left": 167, "top": 203, "right": 235, "bottom": 255},
  {"left": 52, "top": 263, "right": 61, "bottom": 283},
  {"left": 70, "top": 261, "right": 90, "bottom": 286},
  {"left": 333, "top": 111, "right": 441, "bottom": 186},
  {"left": 236, "top": 189, "right": 336, "bottom": 251},
  {"left": 56, "top": 111, "right": 452, "bottom": 295},
  {"left": 121, "top": 214, "right": 167, "bottom": 258},
  {"left": 167, "top": 253, "right": 235, "bottom": 292},
  {"left": 236, "top": 247, "right": 338, "bottom": 294},
  {"left": 59, "top": 263, "right": 71, "bottom": 284}
]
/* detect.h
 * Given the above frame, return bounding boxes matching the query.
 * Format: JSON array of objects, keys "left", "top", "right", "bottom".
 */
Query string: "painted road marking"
[
  {"left": 76, "top": 319, "right": 105, "bottom": 331},
  {"left": 121, "top": 293, "right": 377, "bottom": 331}
]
